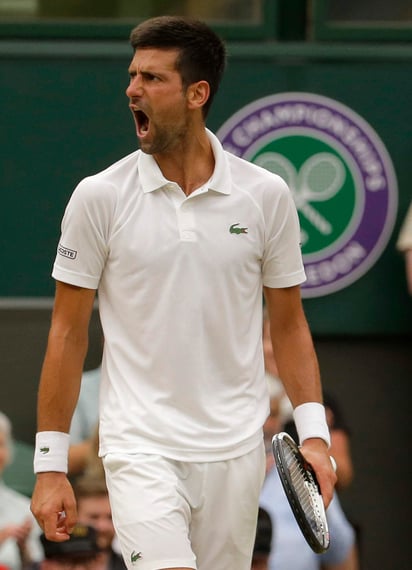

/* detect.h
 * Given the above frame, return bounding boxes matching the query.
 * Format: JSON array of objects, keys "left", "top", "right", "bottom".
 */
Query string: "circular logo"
[{"left": 217, "top": 92, "right": 398, "bottom": 297}]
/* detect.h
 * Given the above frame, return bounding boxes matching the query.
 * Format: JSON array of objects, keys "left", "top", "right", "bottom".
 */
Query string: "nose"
[{"left": 126, "top": 74, "right": 143, "bottom": 98}]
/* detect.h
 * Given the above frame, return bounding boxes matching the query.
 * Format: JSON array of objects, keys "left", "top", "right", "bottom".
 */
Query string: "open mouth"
[{"left": 130, "top": 106, "right": 150, "bottom": 137}]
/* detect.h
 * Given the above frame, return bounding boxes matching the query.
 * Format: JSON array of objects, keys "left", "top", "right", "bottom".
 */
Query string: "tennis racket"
[{"left": 272, "top": 431, "right": 330, "bottom": 553}]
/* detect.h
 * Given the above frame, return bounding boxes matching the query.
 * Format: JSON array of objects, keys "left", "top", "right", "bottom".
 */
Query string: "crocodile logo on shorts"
[
  {"left": 229, "top": 223, "right": 248, "bottom": 234},
  {"left": 130, "top": 551, "right": 142, "bottom": 564},
  {"left": 39, "top": 447, "right": 50, "bottom": 454},
  {"left": 217, "top": 92, "right": 398, "bottom": 297}
]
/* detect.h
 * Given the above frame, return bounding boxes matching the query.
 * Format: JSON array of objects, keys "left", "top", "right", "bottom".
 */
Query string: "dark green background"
[
  {"left": 1, "top": 37, "right": 411, "bottom": 570},
  {"left": 1, "top": 42, "right": 411, "bottom": 336}
]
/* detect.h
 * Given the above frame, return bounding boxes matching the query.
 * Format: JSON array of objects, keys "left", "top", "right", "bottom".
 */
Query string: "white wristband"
[
  {"left": 293, "top": 402, "right": 331, "bottom": 448},
  {"left": 33, "top": 431, "right": 70, "bottom": 474}
]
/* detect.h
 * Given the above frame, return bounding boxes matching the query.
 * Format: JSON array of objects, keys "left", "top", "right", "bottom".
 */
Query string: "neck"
[{"left": 154, "top": 127, "right": 215, "bottom": 196}]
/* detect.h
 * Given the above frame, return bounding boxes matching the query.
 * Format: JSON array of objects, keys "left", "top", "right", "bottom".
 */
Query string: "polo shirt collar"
[{"left": 137, "top": 128, "right": 231, "bottom": 195}]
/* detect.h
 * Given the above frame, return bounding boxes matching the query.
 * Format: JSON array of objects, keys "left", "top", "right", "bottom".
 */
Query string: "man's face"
[
  {"left": 77, "top": 496, "right": 114, "bottom": 551},
  {"left": 126, "top": 48, "right": 191, "bottom": 156}
]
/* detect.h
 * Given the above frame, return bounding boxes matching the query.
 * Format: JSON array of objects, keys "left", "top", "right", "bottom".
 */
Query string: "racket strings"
[
  {"left": 284, "top": 446, "right": 327, "bottom": 536},
  {"left": 273, "top": 433, "right": 330, "bottom": 553}
]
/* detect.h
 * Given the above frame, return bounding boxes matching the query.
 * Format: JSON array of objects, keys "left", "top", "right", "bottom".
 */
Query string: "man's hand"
[
  {"left": 30, "top": 472, "right": 77, "bottom": 541},
  {"left": 299, "top": 438, "right": 337, "bottom": 508}
]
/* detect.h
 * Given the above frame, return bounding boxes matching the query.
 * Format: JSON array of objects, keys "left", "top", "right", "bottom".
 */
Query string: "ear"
[{"left": 186, "top": 80, "right": 210, "bottom": 111}]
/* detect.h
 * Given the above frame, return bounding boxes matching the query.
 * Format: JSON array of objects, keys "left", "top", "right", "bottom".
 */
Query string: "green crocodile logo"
[
  {"left": 130, "top": 551, "right": 142, "bottom": 564},
  {"left": 229, "top": 223, "right": 248, "bottom": 234},
  {"left": 39, "top": 446, "right": 50, "bottom": 454}
]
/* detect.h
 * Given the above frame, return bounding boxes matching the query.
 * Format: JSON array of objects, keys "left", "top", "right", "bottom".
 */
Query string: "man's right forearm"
[
  {"left": 37, "top": 331, "right": 87, "bottom": 434},
  {"left": 35, "top": 282, "right": 96, "bottom": 473},
  {"left": 36, "top": 282, "right": 96, "bottom": 434},
  {"left": 34, "top": 330, "right": 88, "bottom": 474}
]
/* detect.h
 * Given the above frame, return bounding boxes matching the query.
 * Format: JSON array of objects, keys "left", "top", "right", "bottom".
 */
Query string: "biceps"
[
  {"left": 49, "top": 281, "right": 96, "bottom": 343},
  {"left": 263, "top": 285, "right": 306, "bottom": 332}
]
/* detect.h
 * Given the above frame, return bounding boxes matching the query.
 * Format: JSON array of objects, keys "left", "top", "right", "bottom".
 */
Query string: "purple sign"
[{"left": 217, "top": 93, "right": 398, "bottom": 297}]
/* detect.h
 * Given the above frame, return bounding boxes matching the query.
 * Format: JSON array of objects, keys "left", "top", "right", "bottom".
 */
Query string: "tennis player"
[{"left": 30, "top": 16, "right": 336, "bottom": 570}]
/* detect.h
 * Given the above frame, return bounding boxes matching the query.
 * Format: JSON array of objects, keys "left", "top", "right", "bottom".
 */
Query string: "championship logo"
[{"left": 217, "top": 93, "right": 398, "bottom": 297}]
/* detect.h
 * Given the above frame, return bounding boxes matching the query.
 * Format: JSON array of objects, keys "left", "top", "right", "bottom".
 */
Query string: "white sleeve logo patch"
[{"left": 58, "top": 244, "right": 77, "bottom": 260}]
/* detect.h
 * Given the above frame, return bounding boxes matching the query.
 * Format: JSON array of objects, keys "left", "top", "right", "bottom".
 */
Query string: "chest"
[{"left": 108, "top": 187, "right": 264, "bottom": 277}]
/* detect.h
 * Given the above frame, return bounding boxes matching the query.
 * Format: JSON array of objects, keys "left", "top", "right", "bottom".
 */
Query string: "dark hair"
[{"left": 130, "top": 16, "right": 226, "bottom": 117}]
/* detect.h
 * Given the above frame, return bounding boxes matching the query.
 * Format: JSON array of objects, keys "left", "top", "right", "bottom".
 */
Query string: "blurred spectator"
[
  {"left": 263, "top": 373, "right": 292, "bottom": 474},
  {"left": 261, "top": 311, "right": 358, "bottom": 569},
  {"left": 396, "top": 201, "right": 412, "bottom": 295},
  {"left": 260, "top": 377, "right": 359, "bottom": 570},
  {"left": 263, "top": 311, "right": 354, "bottom": 491},
  {"left": 69, "top": 366, "right": 101, "bottom": 477},
  {"left": 260, "top": 465, "right": 358, "bottom": 570},
  {"left": 324, "top": 393, "right": 354, "bottom": 491},
  {"left": 0, "top": 412, "right": 42, "bottom": 570},
  {"left": 29, "top": 524, "right": 100, "bottom": 570},
  {"left": 251, "top": 507, "right": 273, "bottom": 570},
  {"left": 284, "top": 391, "right": 354, "bottom": 491},
  {"left": 75, "top": 426, "right": 105, "bottom": 484},
  {"left": 73, "top": 477, "right": 126, "bottom": 570}
]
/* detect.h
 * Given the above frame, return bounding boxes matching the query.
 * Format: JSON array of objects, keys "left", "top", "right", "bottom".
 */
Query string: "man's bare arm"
[
  {"left": 263, "top": 285, "right": 336, "bottom": 506},
  {"left": 31, "top": 281, "right": 96, "bottom": 541},
  {"left": 263, "top": 285, "right": 321, "bottom": 407},
  {"left": 37, "top": 281, "right": 96, "bottom": 432}
]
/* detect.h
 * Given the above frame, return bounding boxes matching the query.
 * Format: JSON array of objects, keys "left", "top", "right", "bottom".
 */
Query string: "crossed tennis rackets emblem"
[{"left": 256, "top": 152, "right": 346, "bottom": 240}]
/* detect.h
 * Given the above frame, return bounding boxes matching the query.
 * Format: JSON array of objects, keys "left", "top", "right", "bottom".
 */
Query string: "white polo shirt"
[{"left": 53, "top": 130, "right": 306, "bottom": 461}]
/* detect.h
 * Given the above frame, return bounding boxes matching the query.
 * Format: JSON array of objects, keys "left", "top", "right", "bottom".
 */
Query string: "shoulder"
[
  {"left": 73, "top": 150, "right": 141, "bottom": 201},
  {"left": 64, "top": 151, "right": 141, "bottom": 223},
  {"left": 92, "top": 150, "right": 140, "bottom": 181},
  {"left": 227, "top": 151, "right": 288, "bottom": 186},
  {"left": 224, "top": 151, "right": 292, "bottom": 212},
  {"left": 209, "top": 129, "right": 290, "bottom": 198}
]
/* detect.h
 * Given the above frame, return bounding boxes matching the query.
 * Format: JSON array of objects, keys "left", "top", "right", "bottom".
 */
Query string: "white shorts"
[{"left": 103, "top": 442, "right": 266, "bottom": 570}]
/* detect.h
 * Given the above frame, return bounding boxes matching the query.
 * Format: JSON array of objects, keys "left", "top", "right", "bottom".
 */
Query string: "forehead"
[{"left": 129, "top": 47, "right": 180, "bottom": 72}]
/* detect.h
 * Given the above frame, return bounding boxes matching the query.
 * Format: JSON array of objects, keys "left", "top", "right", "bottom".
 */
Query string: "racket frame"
[{"left": 272, "top": 431, "right": 330, "bottom": 553}]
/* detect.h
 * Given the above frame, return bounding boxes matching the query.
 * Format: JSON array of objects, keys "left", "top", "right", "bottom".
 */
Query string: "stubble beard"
[{"left": 139, "top": 117, "right": 188, "bottom": 156}]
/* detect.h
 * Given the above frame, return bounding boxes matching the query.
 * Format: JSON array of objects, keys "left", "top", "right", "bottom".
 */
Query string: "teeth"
[
  {"left": 137, "top": 110, "right": 149, "bottom": 134},
  {"left": 130, "top": 104, "right": 149, "bottom": 136}
]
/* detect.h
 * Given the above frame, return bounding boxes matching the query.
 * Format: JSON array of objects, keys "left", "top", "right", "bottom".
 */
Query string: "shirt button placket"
[{"left": 178, "top": 201, "right": 196, "bottom": 242}]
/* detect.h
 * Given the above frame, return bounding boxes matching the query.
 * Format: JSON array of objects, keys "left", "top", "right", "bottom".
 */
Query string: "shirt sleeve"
[
  {"left": 52, "top": 176, "right": 115, "bottom": 288},
  {"left": 262, "top": 176, "right": 306, "bottom": 288}
]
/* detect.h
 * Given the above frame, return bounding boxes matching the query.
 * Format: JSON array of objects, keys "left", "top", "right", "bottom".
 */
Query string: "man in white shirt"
[{"left": 31, "top": 16, "right": 336, "bottom": 570}]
